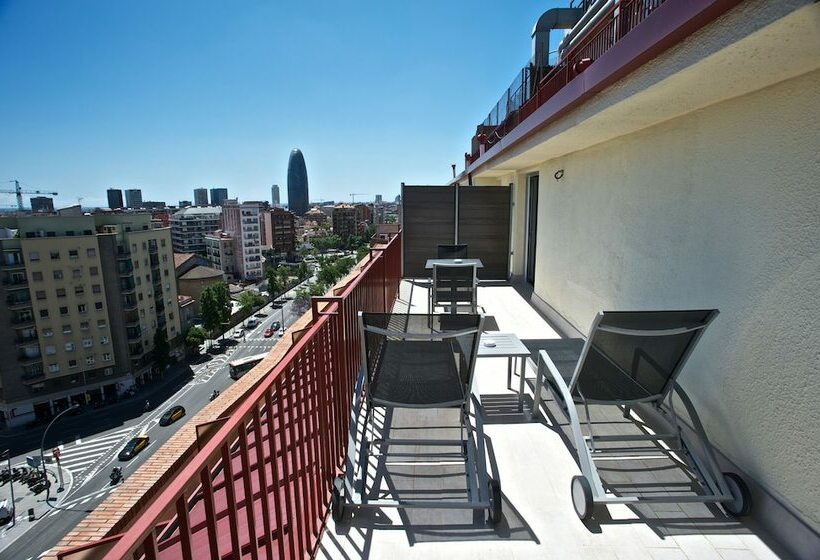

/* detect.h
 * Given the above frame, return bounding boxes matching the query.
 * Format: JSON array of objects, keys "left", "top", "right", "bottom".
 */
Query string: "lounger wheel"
[
  {"left": 722, "top": 472, "right": 751, "bottom": 517},
  {"left": 488, "top": 479, "right": 502, "bottom": 524},
  {"left": 331, "top": 476, "right": 346, "bottom": 523},
  {"left": 571, "top": 475, "right": 594, "bottom": 521}
]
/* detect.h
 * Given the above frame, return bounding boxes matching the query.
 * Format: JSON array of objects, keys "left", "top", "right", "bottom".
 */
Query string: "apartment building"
[
  {"left": 124, "top": 189, "right": 142, "bottom": 209},
  {"left": 204, "top": 230, "right": 237, "bottom": 282},
  {"left": 209, "top": 187, "right": 228, "bottom": 207},
  {"left": 0, "top": 213, "right": 180, "bottom": 428},
  {"left": 193, "top": 188, "right": 208, "bottom": 206},
  {"left": 170, "top": 206, "right": 222, "bottom": 255},
  {"left": 260, "top": 207, "right": 296, "bottom": 257},
  {"left": 221, "top": 200, "right": 263, "bottom": 280},
  {"left": 331, "top": 203, "right": 356, "bottom": 239}
]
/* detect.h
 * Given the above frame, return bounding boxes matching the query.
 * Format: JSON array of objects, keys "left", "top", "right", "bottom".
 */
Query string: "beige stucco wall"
[{"left": 526, "top": 69, "right": 820, "bottom": 529}]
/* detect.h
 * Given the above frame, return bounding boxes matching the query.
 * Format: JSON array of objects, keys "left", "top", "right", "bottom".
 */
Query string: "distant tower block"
[
  {"left": 287, "top": 149, "right": 309, "bottom": 216},
  {"left": 272, "top": 184, "right": 280, "bottom": 207}
]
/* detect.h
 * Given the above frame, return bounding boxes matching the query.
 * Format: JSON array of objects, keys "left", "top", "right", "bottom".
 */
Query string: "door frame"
[{"left": 524, "top": 173, "right": 539, "bottom": 285}]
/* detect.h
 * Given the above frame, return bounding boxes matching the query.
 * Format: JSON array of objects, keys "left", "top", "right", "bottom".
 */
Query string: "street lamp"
[{"left": 40, "top": 403, "right": 79, "bottom": 510}]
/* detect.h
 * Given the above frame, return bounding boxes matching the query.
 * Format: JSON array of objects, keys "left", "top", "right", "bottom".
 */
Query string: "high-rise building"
[
  {"left": 0, "top": 213, "right": 180, "bottom": 426},
  {"left": 375, "top": 194, "right": 383, "bottom": 204},
  {"left": 125, "top": 189, "right": 143, "bottom": 209},
  {"left": 260, "top": 208, "right": 296, "bottom": 257},
  {"left": 193, "top": 188, "right": 208, "bottom": 206},
  {"left": 30, "top": 197, "right": 55, "bottom": 213},
  {"left": 271, "top": 184, "right": 280, "bottom": 207},
  {"left": 178, "top": 200, "right": 192, "bottom": 208},
  {"left": 332, "top": 204, "right": 357, "bottom": 239},
  {"left": 286, "top": 149, "right": 309, "bottom": 216},
  {"left": 210, "top": 188, "right": 229, "bottom": 207},
  {"left": 170, "top": 207, "right": 222, "bottom": 254},
  {"left": 221, "top": 200, "right": 263, "bottom": 280},
  {"left": 107, "top": 189, "right": 124, "bottom": 209}
]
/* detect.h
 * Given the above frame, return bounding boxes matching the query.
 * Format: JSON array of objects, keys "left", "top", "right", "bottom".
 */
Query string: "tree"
[
  {"left": 153, "top": 327, "right": 171, "bottom": 370},
  {"left": 294, "top": 287, "right": 311, "bottom": 308},
  {"left": 313, "top": 234, "right": 342, "bottom": 253},
  {"left": 296, "top": 261, "right": 310, "bottom": 281},
  {"left": 238, "top": 290, "right": 265, "bottom": 324},
  {"left": 184, "top": 326, "right": 206, "bottom": 353},
  {"left": 200, "top": 282, "right": 232, "bottom": 335},
  {"left": 266, "top": 266, "right": 283, "bottom": 299}
]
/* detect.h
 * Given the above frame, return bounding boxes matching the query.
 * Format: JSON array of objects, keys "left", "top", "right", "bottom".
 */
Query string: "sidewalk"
[{"left": 0, "top": 466, "right": 70, "bottom": 547}]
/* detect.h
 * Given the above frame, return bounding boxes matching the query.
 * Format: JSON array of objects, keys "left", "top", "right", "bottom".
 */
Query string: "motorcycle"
[
  {"left": 110, "top": 467, "right": 123, "bottom": 485},
  {"left": 144, "top": 400, "right": 151, "bottom": 412},
  {"left": 210, "top": 390, "right": 220, "bottom": 402}
]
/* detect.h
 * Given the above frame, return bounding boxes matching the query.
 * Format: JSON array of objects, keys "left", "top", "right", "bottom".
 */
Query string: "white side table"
[{"left": 478, "top": 332, "right": 531, "bottom": 411}]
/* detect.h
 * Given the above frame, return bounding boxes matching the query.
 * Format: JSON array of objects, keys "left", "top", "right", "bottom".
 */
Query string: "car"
[
  {"left": 233, "top": 329, "right": 244, "bottom": 339},
  {"left": 118, "top": 435, "right": 150, "bottom": 461},
  {"left": 263, "top": 327, "right": 274, "bottom": 338},
  {"left": 246, "top": 318, "right": 260, "bottom": 328},
  {"left": 255, "top": 311, "right": 267, "bottom": 318},
  {"left": 159, "top": 405, "right": 186, "bottom": 426},
  {"left": 271, "top": 321, "right": 281, "bottom": 332}
]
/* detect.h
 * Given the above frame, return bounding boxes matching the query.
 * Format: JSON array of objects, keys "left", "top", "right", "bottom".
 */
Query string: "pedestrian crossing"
[{"left": 56, "top": 427, "right": 133, "bottom": 476}]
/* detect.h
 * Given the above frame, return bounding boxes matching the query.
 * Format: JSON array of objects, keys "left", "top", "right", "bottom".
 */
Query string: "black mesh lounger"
[
  {"left": 331, "top": 312, "right": 503, "bottom": 524},
  {"left": 532, "top": 310, "right": 752, "bottom": 520}
]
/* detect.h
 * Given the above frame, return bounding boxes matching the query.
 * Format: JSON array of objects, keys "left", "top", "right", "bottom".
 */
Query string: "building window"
[
  {"left": 77, "top": 304, "right": 87, "bottom": 313},
  {"left": 65, "top": 342, "right": 74, "bottom": 352},
  {"left": 29, "top": 251, "right": 40, "bottom": 262},
  {"left": 134, "top": 260, "right": 139, "bottom": 269},
  {"left": 32, "top": 271, "right": 43, "bottom": 281},
  {"left": 142, "top": 242, "right": 147, "bottom": 250},
  {"left": 85, "top": 355, "right": 95, "bottom": 365},
  {"left": 92, "top": 284, "right": 101, "bottom": 294},
  {"left": 35, "top": 290, "right": 46, "bottom": 300},
  {"left": 39, "top": 309, "right": 49, "bottom": 318},
  {"left": 83, "top": 338, "right": 93, "bottom": 348},
  {"left": 145, "top": 274, "right": 149, "bottom": 282},
  {"left": 103, "top": 353, "right": 112, "bottom": 361},
  {"left": 162, "top": 254, "right": 168, "bottom": 262},
  {"left": 48, "top": 363, "right": 60, "bottom": 373},
  {"left": 68, "top": 249, "right": 79, "bottom": 259},
  {"left": 62, "top": 324, "right": 71, "bottom": 334},
  {"left": 138, "top": 293, "right": 143, "bottom": 301},
  {"left": 164, "top": 269, "right": 169, "bottom": 277},
  {"left": 74, "top": 285, "right": 84, "bottom": 296},
  {"left": 94, "top": 301, "right": 103, "bottom": 310},
  {"left": 136, "top": 277, "right": 141, "bottom": 285},
  {"left": 80, "top": 321, "right": 89, "bottom": 330},
  {"left": 97, "top": 319, "right": 106, "bottom": 328},
  {"left": 160, "top": 238, "right": 166, "bottom": 247},
  {"left": 45, "top": 345, "right": 56, "bottom": 355},
  {"left": 59, "top": 306, "right": 69, "bottom": 316},
  {"left": 73, "top": 268, "right": 82, "bottom": 279},
  {"left": 50, "top": 250, "right": 60, "bottom": 260},
  {"left": 53, "top": 270, "right": 63, "bottom": 280},
  {"left": 131, "top": 243, "right": 137, "bottom": 252},
  {"left": 42, "top": 328, "right": 53, "bottom": 337},
  {"left": 68, "top": 359, "right": 77, "bottom": 369},
  {"left": 56, "top": 288, "right": 66, "bottom": 298},
  {"left": 87, "top": 248, "right": 96, "bottom": 257},
  {"left": 90, "top": 266, "right": 99, "bottom": 276},
  {"left": 100, "top": 335, "right": 109, "bottom": 344}
]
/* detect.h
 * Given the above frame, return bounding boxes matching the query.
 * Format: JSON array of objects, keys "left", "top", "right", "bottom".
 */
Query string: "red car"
[{"left": 263, "top": 327, "right": 274, "bottom": 338}]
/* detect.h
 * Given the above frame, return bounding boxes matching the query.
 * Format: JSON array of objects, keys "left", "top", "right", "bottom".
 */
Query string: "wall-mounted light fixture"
[{"left": 554, "top": 169, "right": 565, "bottom": 181}]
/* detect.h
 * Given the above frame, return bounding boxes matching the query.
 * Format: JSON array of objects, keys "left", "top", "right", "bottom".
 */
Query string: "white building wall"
[{"left": 526, "top": 69, "right": 820, "bottom": 529}]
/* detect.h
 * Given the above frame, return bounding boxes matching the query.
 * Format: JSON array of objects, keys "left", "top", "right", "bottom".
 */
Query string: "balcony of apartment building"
[
  {"left": 6, "top": 292, "right": 33, "bottom": 310},
  {"left": 2, "top": 271, "right": 28, "bottom": 288},
  {"left": 118, "top": 261, "right": 134, "bottom": 276},
  {"left": 122, "top": 295, "right": 138, "bottom": 311},
  {"left": 50, "top": 226, "right": 797, "bottom": 560},
  {"left": 17, "top": 345, "right": 42, "bottom": 365},
  {"left": 123, "top": 309, "right": 140, "bottom": 327},
  {"left": 14, "top": 328, "right": 39, "bottom": 346}
]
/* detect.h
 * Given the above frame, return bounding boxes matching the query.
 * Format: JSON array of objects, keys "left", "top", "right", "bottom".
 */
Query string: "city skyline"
[{"left": 0, "top": 1, "right": 559, "bottom": 209}]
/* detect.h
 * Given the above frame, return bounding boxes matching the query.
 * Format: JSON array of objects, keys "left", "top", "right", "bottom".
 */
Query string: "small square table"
[
  {"left": 425, "top": 258, "right": 484, "bottom": 270},
  {"left": 478, "top": 332, "right": 531, "bottom": 411}
]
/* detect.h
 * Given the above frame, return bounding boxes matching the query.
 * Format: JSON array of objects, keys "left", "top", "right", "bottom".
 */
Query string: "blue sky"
[{"left": 0, "top": 1, "right": 560, "bottom": 208}]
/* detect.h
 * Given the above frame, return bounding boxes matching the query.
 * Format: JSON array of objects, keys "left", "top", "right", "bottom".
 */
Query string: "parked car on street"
[
  {"left": 271, "top": 321, "right": 281, "bottom": 331},
  {"left": 263, "top": 327, "right": 274, "bottom": 338},
  {"left": 118, "top": 435, "right": 150, "bottom": 461}
]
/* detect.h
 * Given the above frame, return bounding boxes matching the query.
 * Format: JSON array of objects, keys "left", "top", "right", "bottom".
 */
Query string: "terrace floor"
[{"left": 317, "top": 279, "right": 785, "bottom": 560}]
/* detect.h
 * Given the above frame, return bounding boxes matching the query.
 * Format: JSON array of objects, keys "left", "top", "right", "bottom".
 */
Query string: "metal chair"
[
  {"left": 437, "top": 243, "right": 468, "bottom": 259},
  {"left": 430, "top": 263, "right": 478, "bottom": 314},
  {"left": 331, "top": 312, "right": 503, "bottom": 524},
  {"left": 532, "top": 309, "right": 752, "bottom": 520}
]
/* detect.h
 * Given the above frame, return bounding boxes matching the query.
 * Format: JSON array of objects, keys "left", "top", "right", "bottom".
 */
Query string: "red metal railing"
[
  {"left": 470, "top": 0, "right": 667, "bottom": 163},
  {"left": 58, "top": 232, "right": 402, "bottom": 560}
]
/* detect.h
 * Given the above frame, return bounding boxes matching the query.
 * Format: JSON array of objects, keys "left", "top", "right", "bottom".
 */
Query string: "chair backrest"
[
  {"left": 570, "top": 309, "right": 719, "bottom": 403},
  {"left": 432, "top": 263, "right": 477, "bottom": 310},
  {"left": 359, "top": 313, "right": 484, "bottom": 406},
  {"left": 437, "top": 244, "right": 468, "bottom": 259}
]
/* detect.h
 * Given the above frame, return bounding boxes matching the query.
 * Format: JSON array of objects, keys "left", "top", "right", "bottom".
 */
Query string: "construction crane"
[
  {"left": 349, "top": 193, "right": 370, "bottom": 203},
  {"left": 3, "top": 180, "right": 59, "bottom": 211}
]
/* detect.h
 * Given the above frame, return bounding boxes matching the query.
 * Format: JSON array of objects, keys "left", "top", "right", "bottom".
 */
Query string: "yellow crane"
[{"left": 3, "top": 180, "right": 58, "bottom": 211}]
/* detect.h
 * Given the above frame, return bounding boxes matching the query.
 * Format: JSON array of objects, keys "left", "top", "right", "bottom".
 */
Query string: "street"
[{"left": 0, "top": 291, "right": 307, "bottom": 560}]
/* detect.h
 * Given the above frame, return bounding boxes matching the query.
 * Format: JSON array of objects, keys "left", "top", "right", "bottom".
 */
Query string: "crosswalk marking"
[{"left": 56, "top": 427, "right": 133, "bottom": 475}]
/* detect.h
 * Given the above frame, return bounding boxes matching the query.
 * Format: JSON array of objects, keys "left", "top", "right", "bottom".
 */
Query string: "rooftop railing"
[
  {"left": 469, "top": 0, "right": 666, "bottom": 164},
  {"left": 58, "top": 231, "right": 401, "bottom": 560}
]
